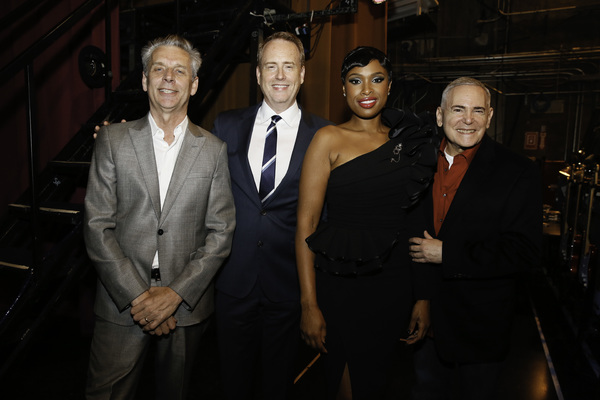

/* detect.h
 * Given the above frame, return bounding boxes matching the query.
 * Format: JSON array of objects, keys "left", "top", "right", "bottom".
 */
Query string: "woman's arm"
[{"left": 295, "top": 127, "right": 336, "bottom": 353}]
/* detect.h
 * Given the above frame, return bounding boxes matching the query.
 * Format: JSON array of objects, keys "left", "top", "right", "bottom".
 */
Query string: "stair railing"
[{"left": 0, "top": 0, "right": 113, "bottom": 272}]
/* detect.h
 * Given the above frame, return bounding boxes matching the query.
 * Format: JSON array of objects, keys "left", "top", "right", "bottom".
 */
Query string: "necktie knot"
[{"left": 269, "top": 115, "right": 282, "bottom": 128}]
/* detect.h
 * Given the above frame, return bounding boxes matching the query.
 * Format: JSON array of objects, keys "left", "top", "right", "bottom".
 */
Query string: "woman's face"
[{"left": 342, "top": 59, "right": 391, "bottom": 119}]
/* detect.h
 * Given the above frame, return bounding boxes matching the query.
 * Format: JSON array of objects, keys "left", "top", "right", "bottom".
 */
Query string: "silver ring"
[{"left": 144, "top": 317, "right": 150, "bottom": 323}]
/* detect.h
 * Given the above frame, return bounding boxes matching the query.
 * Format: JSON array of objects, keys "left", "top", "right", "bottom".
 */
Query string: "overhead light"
[{"left": 373, "top": 0, "right": 386, "bottom": 4}]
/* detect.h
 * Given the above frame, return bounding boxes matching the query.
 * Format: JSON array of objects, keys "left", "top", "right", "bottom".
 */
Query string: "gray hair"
[
  {"left": 257, "top": 31, "right": 305, "bottom": 67},
  {"left": 141, "top": 34, "right": 202, "bottom": 78},
  {"left": 441, "top": 77, "right": 491, "bottom": 108}
]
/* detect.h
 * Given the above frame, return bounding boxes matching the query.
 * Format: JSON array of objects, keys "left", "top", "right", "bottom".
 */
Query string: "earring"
[{"left": 343, "top": 93, "right": 346, "bottom": 97}]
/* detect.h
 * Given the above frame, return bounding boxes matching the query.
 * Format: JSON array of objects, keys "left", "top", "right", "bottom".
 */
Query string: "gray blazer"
[{"left": 84, "top": 116, "right": 236, "bottom": 326}]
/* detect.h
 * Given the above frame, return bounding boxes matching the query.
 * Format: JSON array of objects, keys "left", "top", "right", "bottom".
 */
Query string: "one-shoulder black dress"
[{"left": 306, "top": 108, "right": 438, "bottom": 399}]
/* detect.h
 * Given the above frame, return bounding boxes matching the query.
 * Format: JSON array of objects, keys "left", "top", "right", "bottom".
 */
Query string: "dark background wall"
[
  {"left": 0, "top": 0, "right": 120, "bottom": 219},
  {"left": 387, "top": 0, "right": 600, "bottom": 165},
  {"left": 1, "top": 0, "right": 599, "bottom": 217}
]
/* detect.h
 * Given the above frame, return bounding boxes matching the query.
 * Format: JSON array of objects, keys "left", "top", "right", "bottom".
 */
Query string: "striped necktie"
[{"left": 259, "top": 115, "right": 282, "bottom": 202}]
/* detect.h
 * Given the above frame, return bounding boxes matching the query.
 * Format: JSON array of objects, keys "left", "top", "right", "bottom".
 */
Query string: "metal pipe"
[
  {"left": 571, "top": 91, "right": 580, "bottom": 155},
  {"left": 176, "top": 0, "right": 181, "bottom": 35},
  {"left": 407, "top": 48, "right": 600, "bottom": 66},
  {"left": 0, "top": 0, "right": 104, "bottom": 80},
  {"left": 564, "top": 96, "right": 573, "bottom": 161},
  {"left": 24, "top": 64, "right": 40, "bottom": 273},
  {"left": 497, "top": 0, "right": 576, "bottom": 16},
  {"left": 105, "top": 0, "right": 112, "bottom": 103}
]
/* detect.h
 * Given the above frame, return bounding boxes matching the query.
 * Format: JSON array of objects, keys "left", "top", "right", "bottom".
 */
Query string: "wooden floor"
[{"left": 1, "top": 265, "right": 599, "bottom": 399}]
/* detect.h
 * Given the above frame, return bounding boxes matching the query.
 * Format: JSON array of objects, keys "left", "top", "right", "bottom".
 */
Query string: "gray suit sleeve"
[{"left": 84, "top": 127, "right": 148, "bottom": 311}]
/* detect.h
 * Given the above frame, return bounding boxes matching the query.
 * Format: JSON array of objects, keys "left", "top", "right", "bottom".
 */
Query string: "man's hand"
[
  {"left": 409, "top": 230, "right": 443, "bottom": 264},
  {"left": 131, "top": 290, "right": 150, "bottom": 307},
  {"left": 149, "top": 316, "right": 178, "bottom": 336},
  {"left": 403, "top": 300, "right": 430, "bottom": 345},
  {"left": 131, "top": 287, "right": 183, "bottom": 332},
  {"left": 93, "top": 119, "right": 126, "bottom": 139}
]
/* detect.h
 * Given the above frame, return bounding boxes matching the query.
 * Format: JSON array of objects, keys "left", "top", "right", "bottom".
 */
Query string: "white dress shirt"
[
  {"left": 149, "top": 113, "right": 188, "bottom": 269},
  {"left": 247, "top": 101, "right": 301, "bottom": 193}
]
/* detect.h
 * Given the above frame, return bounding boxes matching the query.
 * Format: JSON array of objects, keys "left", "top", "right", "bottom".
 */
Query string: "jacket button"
[
  {"left": 260, "top": 210, "right": 267, "bottom": 216},
  {"left": 257, "top": 241, "right": 263, "bottom": 247},
  {"left": 157, "top": 229, "right": 164, "bottom": 235}
]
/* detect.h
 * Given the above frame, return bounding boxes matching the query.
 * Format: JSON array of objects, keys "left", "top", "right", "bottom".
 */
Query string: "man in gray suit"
[{"left": 84, "top": 35, "right": 235, "bottom": 400}]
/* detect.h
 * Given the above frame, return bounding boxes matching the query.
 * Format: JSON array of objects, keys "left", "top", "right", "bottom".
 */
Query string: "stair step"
[
  {"left": 0, "top": 248, "right": 32, "bottom": 271},
  {"left": 49, "top": 160, "right": 91, "bottom": 172},
  {"left": 8, "top": 203, "right": 83, "bottom": 225},
  {"left": 0, "top": 260, "right": 29, "bottom": 270}
]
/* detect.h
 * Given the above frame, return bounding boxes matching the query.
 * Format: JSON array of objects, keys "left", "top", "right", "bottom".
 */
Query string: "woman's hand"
[
  {"left": 403, "top": 299, "right": 430, "bottom": 345},
  {"left": 300, "top": 304, "right": 328, "bottom": 353}
]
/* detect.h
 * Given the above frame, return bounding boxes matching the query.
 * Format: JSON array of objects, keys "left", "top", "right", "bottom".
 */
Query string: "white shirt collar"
[
  {"left": 257, "top": 101, "right": 301, "bottom": 128},
  {"left": 148, "top": 113, "right": 189, "bottom": 143}
]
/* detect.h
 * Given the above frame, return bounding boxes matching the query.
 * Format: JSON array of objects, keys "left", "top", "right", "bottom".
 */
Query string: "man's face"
[
  {"left": 256, "top": 39, "right": 305, "bottom": 114},
  {"left": 142, "top": 45, "right": 198, "bottom": 117},
  {"left": 436, "top": 85, "right": 493, "bottom": 156}
]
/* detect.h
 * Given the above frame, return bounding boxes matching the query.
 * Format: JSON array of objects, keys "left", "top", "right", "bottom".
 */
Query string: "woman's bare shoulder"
[{"left": 313, "top": 124, "right": 351, "bottom": 142}]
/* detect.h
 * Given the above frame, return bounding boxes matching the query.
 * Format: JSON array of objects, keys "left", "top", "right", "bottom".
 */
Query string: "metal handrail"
[
  {"left": 1, "top": 0, "right": 112, "bottom": 271},
  {"left": 0, "top": 0, "right": 107, "bottom": 80},
  {"left": 0, "top": 0, "right": 45, "bottom": 29}
]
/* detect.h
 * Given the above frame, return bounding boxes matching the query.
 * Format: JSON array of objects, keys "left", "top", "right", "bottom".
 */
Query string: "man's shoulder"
[
  {"left": 96, "top": 117, "right": 146, "bottom": 144},
  {"left": 188, "top": 121, "right": 224, "bottom": 146},
  {"left": 215, "top": 105, "right": 259, "bottom": 122},
  {"left": 106, "top": 116, "right": 146, "bottom": 131},
  {"left": 482, "top": 135, "right": 538, "bottom": 174},
  {"left": 494, "top": 136, "right": 532, "bottom": 160},
  {"left": 300, "top": 111, "right": 332, "bottom": 133}
]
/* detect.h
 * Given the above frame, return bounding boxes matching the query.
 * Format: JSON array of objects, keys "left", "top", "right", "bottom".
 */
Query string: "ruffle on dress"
[
  {"left": 309, "top": 225, "right": 399, "bottom": 275},
  {"left": 382, "top": 107, "right": 440, "bottom": 208}
]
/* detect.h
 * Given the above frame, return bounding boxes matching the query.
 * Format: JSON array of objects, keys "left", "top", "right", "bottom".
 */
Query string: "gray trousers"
[{"left": 86, "top": 316, "right": 207, "bottom": 400}]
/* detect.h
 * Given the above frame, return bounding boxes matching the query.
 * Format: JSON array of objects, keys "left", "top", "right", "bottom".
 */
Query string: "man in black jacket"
[{"left": 409, "top": 77, "right": 542, "bottom": 400}]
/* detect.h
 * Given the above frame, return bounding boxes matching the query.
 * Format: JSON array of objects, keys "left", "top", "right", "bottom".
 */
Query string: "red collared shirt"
[{"left": 432, "top": 138, "right": 481, "bottom": 235}]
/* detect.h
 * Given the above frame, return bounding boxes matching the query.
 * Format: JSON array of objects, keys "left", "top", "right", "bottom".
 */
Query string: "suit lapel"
[
  {"left": 160, "top": 124, "right": 205, "bottom": 223},
  {"left": 129, "top": 119, "right": 161, "bottom": 220},
  {"left": 438, "top": 136, "right": 494, "bottom": 237},
  {"left": 229, "top": 106, "right": 263, "bottom": 207},
  {"left": 284, "top": 114, "right": 313, "bottom": 184}
]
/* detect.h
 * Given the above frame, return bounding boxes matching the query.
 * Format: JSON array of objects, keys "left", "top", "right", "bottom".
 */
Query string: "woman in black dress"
[{"left": 295, "top": 47, "right": 438, "bottom": 399}]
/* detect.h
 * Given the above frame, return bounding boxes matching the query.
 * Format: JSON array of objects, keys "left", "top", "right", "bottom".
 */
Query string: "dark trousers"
[
  {"left": 411, "top": 338, "right": 503, "bottom": 400},
  {"left": 216, "top": 283, "right": 301, "bottom": 400}
]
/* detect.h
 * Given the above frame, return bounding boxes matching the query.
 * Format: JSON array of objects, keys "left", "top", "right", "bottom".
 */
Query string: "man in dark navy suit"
[
  {"left": 212, "top": 31, "right": 330, "bottom": 400},
  {"left": 409, "top": 77, "right": 542, "bottom": 400}
]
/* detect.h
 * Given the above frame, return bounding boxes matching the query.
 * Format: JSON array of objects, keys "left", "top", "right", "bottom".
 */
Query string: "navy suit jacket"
[
  {"left": 426, "top": 135, "right": 542, "bottom": 363},
  {"left": 213, "top": 104, "right": 330, "bottom": 302}
]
